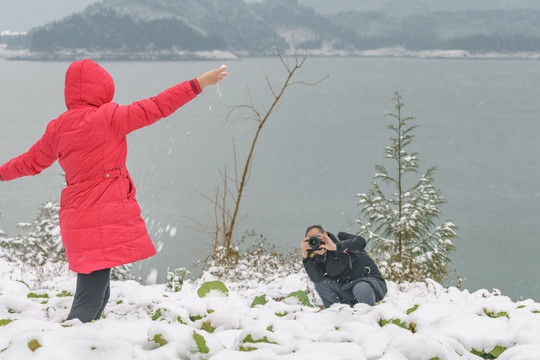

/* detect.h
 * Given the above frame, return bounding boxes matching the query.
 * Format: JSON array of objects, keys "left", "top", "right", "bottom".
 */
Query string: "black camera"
[{"left": 308, "top": 235, "right": 322, "bottom": 250}]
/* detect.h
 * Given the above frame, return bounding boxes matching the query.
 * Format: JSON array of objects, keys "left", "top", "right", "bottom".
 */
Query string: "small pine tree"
[
  {"left": 0, "top": 213, "right": 5, "bottom": 241},
  {"left": 0, "top": 217, "right": 6, "bottom": 253},
  {"left": 1, "top": 201, "right": 65, "bottom": 267},
  {"left": 356, "top": 92, "right": 457, "bottom": 283},
  {"left": 0, "top": 201, "right": 135, "bottom": 284}
]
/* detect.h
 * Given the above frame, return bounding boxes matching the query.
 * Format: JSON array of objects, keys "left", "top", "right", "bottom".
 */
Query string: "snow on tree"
[
  {"left": 0, "top": 201, "right": 64, "bottom": 267},
  {"left": 355, "top": 92, "right": 457, "bottom": 283},
  {"left": 0, "top": 216, "right": 6, "bottom": 245},
  {"left": 0, "top": 201, "right": 134, "bottom": 286}
]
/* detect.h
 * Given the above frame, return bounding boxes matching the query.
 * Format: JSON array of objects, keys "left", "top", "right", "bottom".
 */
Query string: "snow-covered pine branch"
[
  {"left": 356, "top": 92, "right": 457, "bottom": 283},
  {"left": 0, "top": 201, "right": 135, "bottom": 287}
]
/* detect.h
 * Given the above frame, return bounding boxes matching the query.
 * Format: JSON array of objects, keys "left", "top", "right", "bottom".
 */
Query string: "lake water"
[{"left": 0, "top": 57, "right": 539, "bottom": 301}]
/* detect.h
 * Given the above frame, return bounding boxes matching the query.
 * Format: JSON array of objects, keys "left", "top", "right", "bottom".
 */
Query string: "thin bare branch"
[
  {"left": 289, "top": 74, "right": 329, "bottom": 87},
  {"left": 186, "top": 35, "right": 327, "bottom": 265},
  {"left": 246, "top": 87, "right": 262, "bottom": 123},
  {"left": 275, "top": 35, "right": 291, "bottom": 74},
  {"left": 232, "top": 138, "right": 240, "bottom": 186},
  {"left": 264, "top": 72, "right": 278, "bottom": 99}
]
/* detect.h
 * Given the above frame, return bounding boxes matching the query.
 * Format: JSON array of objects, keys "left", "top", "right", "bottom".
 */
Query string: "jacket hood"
[{"left": 64, "top": 59, "right": 115, "bottom": 110}]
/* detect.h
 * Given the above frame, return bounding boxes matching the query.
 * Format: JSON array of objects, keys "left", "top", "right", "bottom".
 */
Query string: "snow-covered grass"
[{"left": 1, "top": 258, "right": 540, "bottom": 360}]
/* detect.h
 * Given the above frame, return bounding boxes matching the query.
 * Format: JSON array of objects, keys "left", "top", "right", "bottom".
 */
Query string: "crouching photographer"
[{"left": 301, "top": 225, "right": 387, "bottom": 308}]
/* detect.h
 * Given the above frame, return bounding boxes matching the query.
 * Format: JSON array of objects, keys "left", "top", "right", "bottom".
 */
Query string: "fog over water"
[{"left": 0, "top": 57, "right": 539, "bottom": 301}]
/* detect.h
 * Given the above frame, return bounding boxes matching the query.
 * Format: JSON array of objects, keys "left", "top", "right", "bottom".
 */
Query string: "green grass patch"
[
  {"left": 483, "top": 309, "right": 508, "bottom": 318},
  {"left": 16, "top": 280, "right": 30, "bottom": 289},
  {"left": 193, "top": 332, "right": 209, "bottom": 353},
  {"left": 242, "top": 334, "right": 277, "bottom": 344},
  {"left": 151, "top": 308, "right": 162, "bottom": 321},
  {"left": 197, "top": 281, "right": 229, "bottom": 298},
  {"left": 116, "top": 300, "right": 123, "bottom": 305},
  {"left": 56, "top": 290, "right": 73, "bottom": 297},
  {"left": 201, "top": 320, "right": 215, "bottom": 333},
  {"left": 284, "top": 290, "right": 314, "bottom": 308},
  {"left": 407, "top": 304, "right": 419, "bottom": 315},
  {"left": 379, "top": 318, "right": 411, "bottom": 332},
  {"left": 0, "top": 319, "right": 13, "bottom": 326},
  {"left": 239, "top": 345, "right": 257, "bottom": 351},
  {"left": 471, "top": 346, "right": 507, "bottom": 359},
  {"left": 251, "top": 294, "right": 268, "bottom": 308},
  {"left": 28, "top": 339, "right": 41, "bottom": 352},
  {"left": 27, "top": 292, "right": 48, "bottom": 299},
  {"left": 275, "top": 311, "right": 287, "bottom": 317},
  {"left": 152, "top": 334, "right": 167, "bottom": 347},
  {"left": 190, "top": 314, "right": 204, "bottom": 322}
]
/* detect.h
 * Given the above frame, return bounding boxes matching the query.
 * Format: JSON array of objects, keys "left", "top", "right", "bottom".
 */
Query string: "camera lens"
[{"left": 308, "top": 235, "right": 320, "bottom": 249}]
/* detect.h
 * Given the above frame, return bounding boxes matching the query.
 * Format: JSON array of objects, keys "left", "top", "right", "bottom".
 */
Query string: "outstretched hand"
[{"left": 197, "top": 66, "right": 229, "bottom": 89}]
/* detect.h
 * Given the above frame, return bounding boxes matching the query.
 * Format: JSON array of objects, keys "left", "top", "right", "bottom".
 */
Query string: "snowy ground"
[{"left": 1, "top": 260, "right": 540, "bottom": 360}]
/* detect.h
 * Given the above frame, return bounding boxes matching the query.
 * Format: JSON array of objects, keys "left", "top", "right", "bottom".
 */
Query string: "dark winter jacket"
[{"left": 303, "top": 232, "right": 387, "bottom": 302}]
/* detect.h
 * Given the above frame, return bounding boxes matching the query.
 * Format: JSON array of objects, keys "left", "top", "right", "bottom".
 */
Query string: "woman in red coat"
[{"left": 0, "top": 59, "right": 228, "bottom": 322}]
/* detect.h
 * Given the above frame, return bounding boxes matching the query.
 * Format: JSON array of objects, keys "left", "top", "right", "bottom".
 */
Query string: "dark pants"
[
  {"left": 66, "top": 268, "right": 111, "bottom": 323},
  {"left": 314, "top": 277, "right": 376, "bottom": 308}
]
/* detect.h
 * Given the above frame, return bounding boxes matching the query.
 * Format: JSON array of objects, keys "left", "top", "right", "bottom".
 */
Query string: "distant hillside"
[
  {"left": 30, "top": 9, "right": 225, "bottom": 53},
  {"left": 25, "top": 0, "right": 355, "bottom": 59},
  {"left": 11, "top": 0, "right": 540, "bottom": 60},
  {"left": 298, "top": 0, "right": 540, "bottom": 15},
  {"left": 333, "top": 9, "right": 540, "bottom": 53}
]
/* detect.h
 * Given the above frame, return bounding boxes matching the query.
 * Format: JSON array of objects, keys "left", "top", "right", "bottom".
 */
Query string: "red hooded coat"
[{"left": 0, "top": 59, "right": 202, "bottom": 273}]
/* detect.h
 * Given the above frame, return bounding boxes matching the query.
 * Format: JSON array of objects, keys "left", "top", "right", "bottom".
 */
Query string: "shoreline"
[{"left": 2, "top": 44, "right": 540, "bottom": 61}]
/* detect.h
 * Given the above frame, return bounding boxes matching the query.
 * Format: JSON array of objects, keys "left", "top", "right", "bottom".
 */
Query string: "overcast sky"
[{"left": 0, "top": 0, "right": 95, "bottom": 32}]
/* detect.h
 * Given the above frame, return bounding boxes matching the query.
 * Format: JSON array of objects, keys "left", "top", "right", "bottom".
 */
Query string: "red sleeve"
[
  {"left": 0, "top": 121, "right": 58, "bottom": 181},
  {"left": 110, "top": 78, "right": 202, "bottom": 138}
]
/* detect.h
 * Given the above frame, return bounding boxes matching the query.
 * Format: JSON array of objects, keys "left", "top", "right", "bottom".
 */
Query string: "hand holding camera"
[
  {"left": 301, "top": 233, "right": 337, "bottom": 258},
  {"left": 319, "top": 233, "right": 336, "bottom": 251},
  {"left": 300, "top": 236, "right": 326, "bottom": 259}
]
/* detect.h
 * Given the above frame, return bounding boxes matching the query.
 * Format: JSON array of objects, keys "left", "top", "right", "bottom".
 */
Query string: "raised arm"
[
  {"left": 0, "top": 121, "right": 58, "bottom": 181},
  {"left": 109, "top": 66, "right": 228, "bottom": 138}
]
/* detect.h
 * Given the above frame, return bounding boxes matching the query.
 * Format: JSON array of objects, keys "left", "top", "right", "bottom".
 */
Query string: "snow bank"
[{"left": 0, "top": 261, "right": 539, "bottom": 359}]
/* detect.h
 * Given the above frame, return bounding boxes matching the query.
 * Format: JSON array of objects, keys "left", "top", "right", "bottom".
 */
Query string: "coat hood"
[{"left": 64, "top": 59, "right": 115, "bottom": 110}]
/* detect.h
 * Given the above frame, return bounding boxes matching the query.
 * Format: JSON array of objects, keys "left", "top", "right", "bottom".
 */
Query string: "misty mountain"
[
  {"left": 27, "top": 0, "right": 356, "bottom": 57},
  {"left": 298, "top": 0, "right": 540, "bottom": 16},
  {"left": 12, "top": 0, "right": 540, "bottom": 59},
  {"left": 334, "top": 9, "right": 540, "bottom": 52}
]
